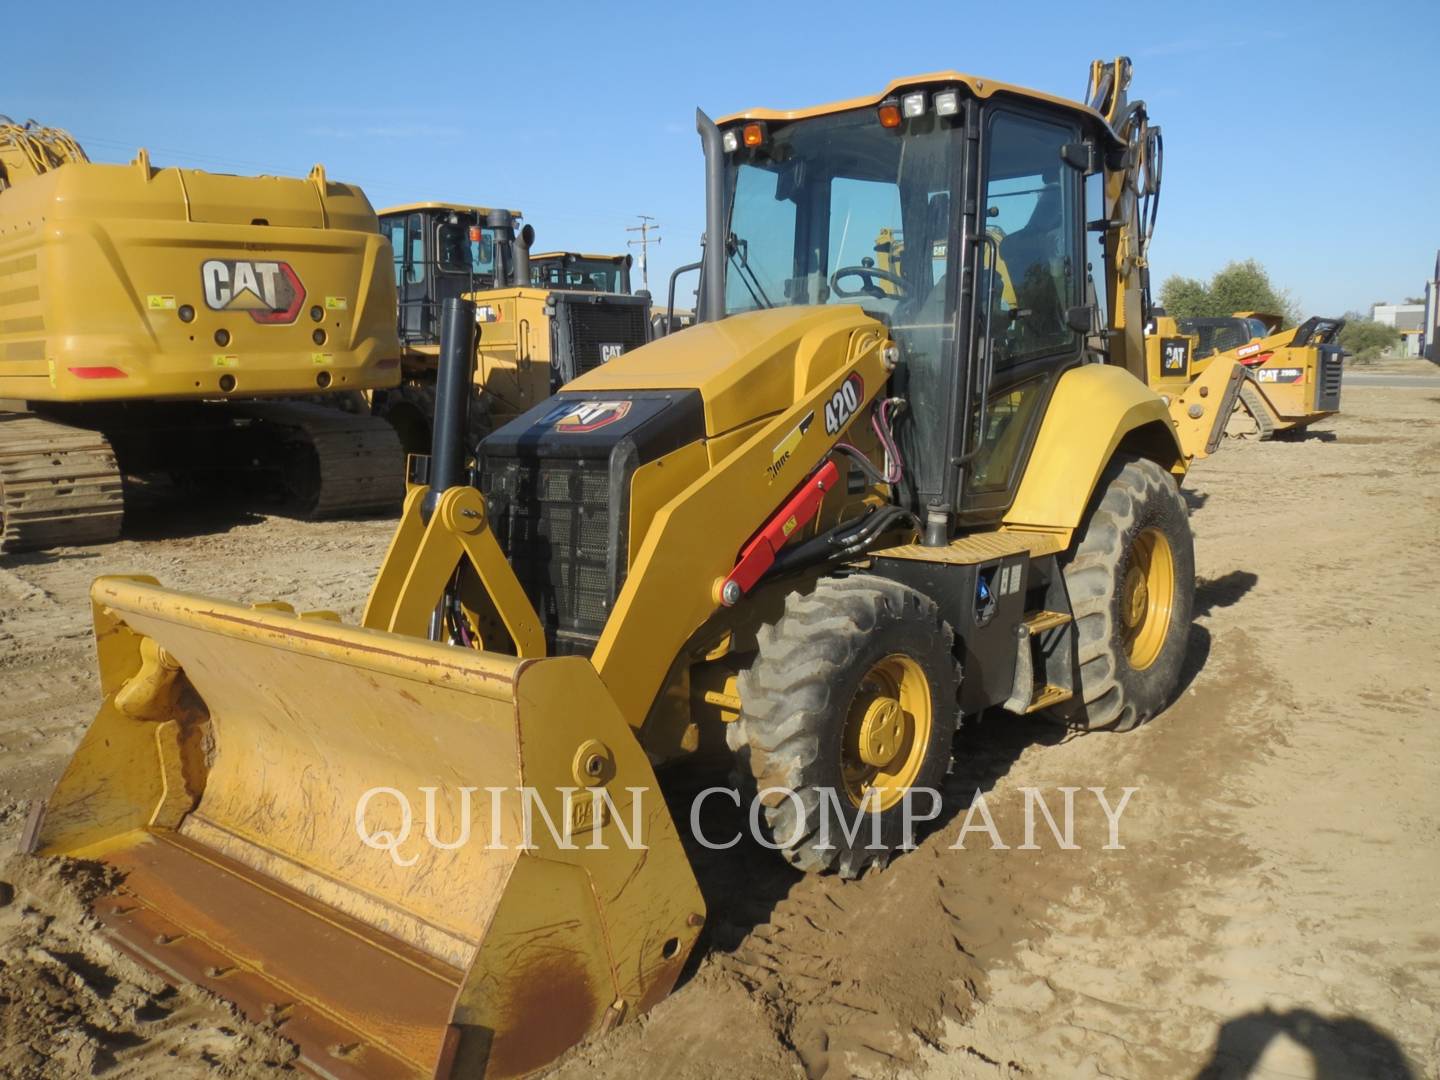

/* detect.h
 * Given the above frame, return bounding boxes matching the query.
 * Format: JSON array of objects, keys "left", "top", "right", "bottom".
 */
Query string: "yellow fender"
[{"left": 1004, "top": 364, "right": 1186, "bottom": 535}]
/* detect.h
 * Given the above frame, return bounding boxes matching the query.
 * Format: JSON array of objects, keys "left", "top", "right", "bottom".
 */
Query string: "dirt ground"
[{"left": 1, "top": 383, "right": 1436, "bottom": 1079}]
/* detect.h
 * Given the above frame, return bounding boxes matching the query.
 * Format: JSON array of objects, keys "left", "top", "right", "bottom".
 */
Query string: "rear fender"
[{"left": 1005, "top": 364, "right": 1185, "bottom": 534}]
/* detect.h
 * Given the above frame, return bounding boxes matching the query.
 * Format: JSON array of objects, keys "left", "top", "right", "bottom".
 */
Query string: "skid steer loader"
[
  {"left": 29, "top": 58, "right": 1236, "bottom": 1078},
  {"left": 0, "top": 117, "right": 404, "bottom": 553},
  {"left": 1171, "top": 311, "right": 1345, "bottom": 437}
]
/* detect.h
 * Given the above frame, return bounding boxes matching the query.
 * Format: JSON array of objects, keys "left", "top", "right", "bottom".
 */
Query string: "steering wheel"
[{"left": 829, "top": 261, "right": 908, "bottom": 299}]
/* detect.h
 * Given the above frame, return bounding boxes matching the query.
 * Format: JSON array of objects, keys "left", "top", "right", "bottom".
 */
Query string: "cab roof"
[
  {"left": 531, "top": 251, "right": 629, "bottom": 264},
  {"left": 377, "top": 200, "right": 523, "bottom": 218},
  {"left": 718, "top": 70, "right": 1109, "bottom": 131}
]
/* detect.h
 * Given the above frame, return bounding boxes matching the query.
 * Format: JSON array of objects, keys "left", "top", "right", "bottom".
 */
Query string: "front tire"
[
  {"left": 729, "top": 576, "right": 960, "bottom": 877},
  {"left": 1063, "top": 455, "right": 1194, "bottom": 732}
]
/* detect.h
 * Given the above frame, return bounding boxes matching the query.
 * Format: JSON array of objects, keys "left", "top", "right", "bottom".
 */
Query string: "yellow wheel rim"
[
  {"left": 840, "top": 654, "right": 932, "bottom": 811},
  {"left": 1121, "top": 526, "right": 1175, "bottom": 671}
]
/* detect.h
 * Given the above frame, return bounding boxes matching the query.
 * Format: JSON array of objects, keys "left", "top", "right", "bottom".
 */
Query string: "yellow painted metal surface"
[
  {"left": 571, "top": 304, "right": 883, "bottom": 438},
  {"left": 718, "top": 69, "right": 1111, "bottom": 127},
  {"left": 461, "top": 286, "right": 557, "bottom": 425},
  {"left": 377, "top": 201, "right": 521, "bottom": 218},
  {"left": 1167, "top": 354, "right": 1247, "bottom": 459},
  {"left": 591, "top": 313, "right": 891, "bottom": 726},
  {"left": 1004, "top": 364, "right": 1184, "bottom": 532},
  {"left": 363, "top": 485, "right": 545, "bottom": 655},
  {"left": 0, "top": 154, "right": 399, "bottom": 402},
  {"left": 34, "top": 574, "right": 702, "bottom": 1078}
]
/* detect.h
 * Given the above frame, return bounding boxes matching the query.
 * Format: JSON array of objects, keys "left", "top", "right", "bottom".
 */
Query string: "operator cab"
[
  {"left": 377, "top": 202, "right": 520, "bottom": 348},
  {"left": 703, "top": 72, "right": 1144, "bottom": 531},
  {"left": 530, "top": 252, "right": 634, "bottom": 294}
]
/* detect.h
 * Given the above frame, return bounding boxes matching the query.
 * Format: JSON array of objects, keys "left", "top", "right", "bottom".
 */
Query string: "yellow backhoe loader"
[
  {"left": 0, "top": 118, "right": 404, "bottom": 553},
  {"left": 29, "top": 59, "right": 1237, "bottom": 1078},
  {"left": 373, "top": 204, "right": 650, "bottom": 454}
]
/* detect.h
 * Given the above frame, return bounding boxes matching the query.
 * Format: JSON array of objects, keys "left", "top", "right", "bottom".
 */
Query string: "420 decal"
[{"left": 824, "top": 373, "right": 865, "bottom": 435}]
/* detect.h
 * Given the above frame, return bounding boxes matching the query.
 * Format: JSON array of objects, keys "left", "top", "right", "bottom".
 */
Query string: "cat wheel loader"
[
  {"left": 1153, "top": 311, "right": 1345, "bottom": 438},
  {"left": 29, "top": 58, "right": 1234, "bottom": 1078},
  {"left": 373, "top": 203, "right": 650, "bottom": 455},
  {"left": 0, "top": 117, "right": 404, "bottom": 553}
]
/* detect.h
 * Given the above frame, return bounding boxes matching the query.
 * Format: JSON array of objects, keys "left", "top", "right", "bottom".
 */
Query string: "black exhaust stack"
[
  {"left": 511, "top": 222, "right": 534, "bottom": 287},
  {"left": 696, "top": 108, "right": 726, "bottom": 324},
  {"left": 422, "top": 296, "right": 476, "bottom": 523}
]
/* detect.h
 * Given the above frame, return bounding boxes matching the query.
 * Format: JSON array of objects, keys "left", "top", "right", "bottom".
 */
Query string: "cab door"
[
  {"left": 958, "top": 107, "right": 1087, "bottom": 521},
  {"left": 382, "top": 211, "right": 431, "bottom": 346}
]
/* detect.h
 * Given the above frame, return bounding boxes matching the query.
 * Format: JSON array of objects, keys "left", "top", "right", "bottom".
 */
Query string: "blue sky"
[{"left": 11, "top": 0, "right": 1438, "bottom": 316}]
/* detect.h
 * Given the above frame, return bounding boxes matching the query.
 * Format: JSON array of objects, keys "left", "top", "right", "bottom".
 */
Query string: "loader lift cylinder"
[{"left": 423, "top": 296, "right": 476, "bottom": 524}]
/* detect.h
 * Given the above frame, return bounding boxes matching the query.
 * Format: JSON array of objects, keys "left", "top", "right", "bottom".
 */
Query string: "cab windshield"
[
  {"left": 532, "top": 258, "right": 625, "bottom": 293},
  {"left": 722, "top": 108, "right": 962, "bottom": 495},
  {"left": 722, "top": 109, "right": 960, "bottom": 319}
]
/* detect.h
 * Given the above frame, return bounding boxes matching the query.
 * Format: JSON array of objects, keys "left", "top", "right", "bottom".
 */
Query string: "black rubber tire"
[
  {"left": 729, "top": 575, "right": 960, "bottom": 877},
  {"left": 1062, "top": 455, "right": 1195, "bottom": 732}
]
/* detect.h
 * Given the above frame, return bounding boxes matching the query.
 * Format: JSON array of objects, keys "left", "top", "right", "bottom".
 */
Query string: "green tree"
[
  {"left": 1159, "top": 274, "right": 1215, "bottom": 318},
  {"left": 1159, "top": 260, "right": 1300, "bottom": 323},
  {"left": 1337, "top": 316, "right": 1400, "bottom": 363}
]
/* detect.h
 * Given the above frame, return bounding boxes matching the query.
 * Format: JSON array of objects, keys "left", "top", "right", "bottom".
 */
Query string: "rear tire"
[
  {"left": 729, "top": 576, "right": 960, "bottom": 877},
  {"left": 1062, "top": 455, "right": 1194, "bottom": 732}
]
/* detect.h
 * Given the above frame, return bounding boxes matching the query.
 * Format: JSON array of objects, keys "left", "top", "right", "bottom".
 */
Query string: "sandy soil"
[{"left": 1, "top": 386, "right": 1436, "bottom": 1079}]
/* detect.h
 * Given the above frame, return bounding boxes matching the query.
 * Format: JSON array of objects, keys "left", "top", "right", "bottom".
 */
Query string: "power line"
[{"left": 626, "top": 215, "right": 661, "bottom": 293}]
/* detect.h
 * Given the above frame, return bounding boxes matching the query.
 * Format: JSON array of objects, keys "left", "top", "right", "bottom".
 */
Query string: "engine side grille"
[
  {"left": 481, "top": 456, "right": 621, "bottom": 656},
  {"left": 1315, "top": 344, "right": 1343, "bottom": 412},
  {"left": 555, "top": 295, "right": 650, "bottom": 381}
]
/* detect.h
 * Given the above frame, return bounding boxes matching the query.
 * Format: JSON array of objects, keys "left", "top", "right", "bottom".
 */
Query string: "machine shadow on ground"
[{"left": 1194, "top": 1007, "right": 1415, "bottom": 1079}]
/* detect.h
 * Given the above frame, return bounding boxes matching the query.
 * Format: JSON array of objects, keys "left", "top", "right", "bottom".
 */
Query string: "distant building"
[
  {"left": 1426, "top": 251, "right": 1439, "bottom": 361},
  {"left": 1373, "top": 301, "right": 1426, "bottom": 358}
]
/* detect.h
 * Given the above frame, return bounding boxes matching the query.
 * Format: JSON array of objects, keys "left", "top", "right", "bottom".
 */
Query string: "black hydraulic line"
[
  {"left": 766, "top": 505, "right": 916, "bottom": 580},
  {"left": 423, "top": 297, "right": 476, "bottom": 523}
]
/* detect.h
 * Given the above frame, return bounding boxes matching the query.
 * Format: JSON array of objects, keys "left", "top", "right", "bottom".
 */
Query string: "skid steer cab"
[{"left": 33, "top": 59, "right": 1212, "bottom": 1079}]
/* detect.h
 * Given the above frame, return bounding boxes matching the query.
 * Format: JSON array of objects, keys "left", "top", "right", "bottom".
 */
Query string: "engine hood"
[{"left": 565, "top": 305, "right": 885, "bottom": 437}]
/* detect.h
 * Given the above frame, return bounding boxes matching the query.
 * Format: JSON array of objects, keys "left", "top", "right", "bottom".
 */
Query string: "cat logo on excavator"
[{"left": 200, "top": 259, "right": 305, "bottom": 323}]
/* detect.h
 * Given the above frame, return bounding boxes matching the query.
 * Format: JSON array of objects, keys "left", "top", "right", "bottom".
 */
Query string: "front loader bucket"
[{"left": 26, "top": 576, "right": 704, "bottom": 1079}]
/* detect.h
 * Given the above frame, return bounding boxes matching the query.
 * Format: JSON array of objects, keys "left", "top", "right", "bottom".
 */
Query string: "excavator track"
[
  {"left": 237, "top": 401, "right": 404, "bottom": 519},
  {"left": 0, "top": 414, "right": 123, "bottom": 553}
]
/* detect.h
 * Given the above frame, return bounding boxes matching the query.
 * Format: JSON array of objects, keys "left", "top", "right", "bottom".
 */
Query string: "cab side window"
[
  {"left": 983, "top": 112, "right": 1081, "bottom": 367},
  {"left": 405, "top": 213, "right": 425, "bottom": 285},
  {"left": 383, "top": 217, "right": 407, "bottom": 286}
]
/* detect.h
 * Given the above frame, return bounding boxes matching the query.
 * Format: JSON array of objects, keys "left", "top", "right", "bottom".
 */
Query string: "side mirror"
[
  {"left": 1066, "top": 304, "right": 1097, "bottom": 334},
  {"left": 1060, "top": 141, "right": 1100, "bottom": 173}
]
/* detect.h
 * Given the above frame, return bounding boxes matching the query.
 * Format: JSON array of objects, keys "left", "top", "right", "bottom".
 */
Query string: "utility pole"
[{"left": 627, "top": 215, "right": 660, "bottom": 293}]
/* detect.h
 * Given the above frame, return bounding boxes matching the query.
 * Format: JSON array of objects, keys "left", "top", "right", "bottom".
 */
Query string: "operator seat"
[{"left": 998, "top": 186, "right": 1065, "bottom": 341}]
